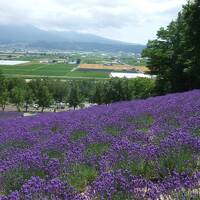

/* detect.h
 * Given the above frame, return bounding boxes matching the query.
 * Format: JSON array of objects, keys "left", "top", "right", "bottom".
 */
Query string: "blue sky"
[{"left": 0, "top": 0, "right": 187, "bottom": 44}]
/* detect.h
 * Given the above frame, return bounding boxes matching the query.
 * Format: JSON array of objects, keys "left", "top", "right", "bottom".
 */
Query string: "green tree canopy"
[
  {"left": 11, "top": 87, "right": 25, "bottom": 112},
  {"left": 24, "top": 86, "right": 34, "bottom": 112},
  {"left": 68, "top": 84, "right": 82, "bottom": 109},
  {"left": 37, "top": 85, "right": 52, "bottom": 112},
  {"left": 143, "top": 0, "right": 200, "bottom": 94}
]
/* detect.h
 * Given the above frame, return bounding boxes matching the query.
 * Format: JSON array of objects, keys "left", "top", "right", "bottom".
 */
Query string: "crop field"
[
  {"left": 0, "top": 90, "right": 200, "bottom": 199},
  {"left": 80, "top": 64, "right": 136, "bottom": 71},
  {"left": 0, "top": 63, "right": 109, "bottom": 79},
  {"left": 79, "top": 64, "right": 150, "bottom": 73}
]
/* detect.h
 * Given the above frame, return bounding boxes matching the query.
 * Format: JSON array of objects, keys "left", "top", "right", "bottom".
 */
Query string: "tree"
[
  {"left": 24, "top": 87, "right": 34, "bottom": 112},
  {"left": 102, "top": 78, "right": 131, "bottom": 104},
  {"left": 37, "top": 85, "right": 52, "bottom": 112},
  {"left": 142, "top": 0, "right": 200, "bottom": 94},
  {"left": 182, "top": 0, "right": 200, "bottom": 89},
  {"left": 48, "top": 80, "right": 68, "bottom": 103},
  {"left": 7, "top": 78, "right": 26, "bottom": 92},
  {"left": 68, "top": 85, "right": 82, "bottom": 110},
  {"left": 0, "top": 90, "right": 9, "bottom": 111},
  {"left": 0, "top": 70, "right": 4, "bottom": 79},
  {"left": 29, "top": 79, "right": 43, "bottom": 99},
  {"left": 90, "top": 82, "right": 104, "bottom": 105},
  {"left": 129, "top": 78, "right": 155, "bottom": 99},
  {"left": 11, "top": 87, "right": 25, "bottom": 112},
  {"left": 0, "top": 75, "right": 9, "bottom": 111}
]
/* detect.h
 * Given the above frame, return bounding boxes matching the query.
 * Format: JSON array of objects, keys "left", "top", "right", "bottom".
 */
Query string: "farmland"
[
  {"left": 0, "top": 63, "right": 109, "bottom": 79},
  {"left": 0, "top": 52, "right": 148, "bottom": 79},
  {"left": 0, "top": 90, "right": 200, "bottom": 199},
  {"left": 79, "top": 64, "right": 136, "bottom": 71},
  {"left": 0, "top": 62, "right": 150, "bottom": 80}
]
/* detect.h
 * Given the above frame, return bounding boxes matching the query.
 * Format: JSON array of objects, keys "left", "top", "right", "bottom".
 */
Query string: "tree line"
[
  {"left": 0, "top": 72, "right": 155, "bottom": 112},
  {"left": 143, "top": 0, "right": 200, "bottom": 94}
]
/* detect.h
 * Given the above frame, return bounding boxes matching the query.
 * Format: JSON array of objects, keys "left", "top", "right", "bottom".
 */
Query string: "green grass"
[
  {"left": 114, "top": 158, "right": 156, "bottom": 180},
  {"left": 61, "top": 164, "right": 97, "bottom": 191},
  {"left": 46, "top": 150, "right": 64, "bottom": 162},
  {"left": 158, "top": 147, "right": 197, "bottom": 178},
  {"left": 68, "top": 70, "right": 109, "bottom": 78},
  {"left": 104, "top": 126, "right": 121, "bottom": 136},
  {"left": 0, "top": 63, "right": 76, "bottom": 76},
  {"left": 1, "top": 167, "right": 46, "bottom": 194},
  {"left": 70, "top": 130, "right": 88, "bottom": 142},
  {"left": 85, "top": 143, "right": 110, "bottom": 157}
]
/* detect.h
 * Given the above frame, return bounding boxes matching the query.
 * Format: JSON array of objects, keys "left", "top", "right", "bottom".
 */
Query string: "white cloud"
[{"left": 0, "top": 0, "right": 187, "bottom": 43}]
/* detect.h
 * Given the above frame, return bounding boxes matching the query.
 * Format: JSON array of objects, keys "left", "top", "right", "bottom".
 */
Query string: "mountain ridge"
[{"left": 0, "top": 25, "right": 145, "bottom": 53}]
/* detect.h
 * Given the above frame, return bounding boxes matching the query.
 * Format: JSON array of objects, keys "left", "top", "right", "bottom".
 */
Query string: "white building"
[{"left": 110, "top": 72, "right": 155, "bottom": 79}]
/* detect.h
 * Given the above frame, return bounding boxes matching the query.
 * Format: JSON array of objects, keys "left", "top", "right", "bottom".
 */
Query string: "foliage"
[
  {"left": 0, "top": 77, "right": 9, "bottom": 111},
  {"left": 24, "top": 86, "right": 34, "bottom": 112},
  {"left": 68, "top": 84, "right": 82, "bottom": 109},
  {"left": 70, "top": 130, "right": 88, "bottom": 142},
  {"left": 0, "top": 76, "right": 156, "bottom": 112},
  {"left": 37, "top": 85, "right": 52, "bottom": 112},
  {"left": 143, "top": 0, "right": 200, "bottom": 94},
  {"left": 1, "top": 167, "right": 46, "bottom": 195},
  {"left": 10, "top": 87, "right": 25, "bottom": 112},
  {"left": 61, "top": 164, "right": 97, "bottom": 192}
]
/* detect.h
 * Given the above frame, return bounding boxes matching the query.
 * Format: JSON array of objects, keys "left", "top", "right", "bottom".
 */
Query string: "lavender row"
[{"left": 0, "top": 90, "right": 200, "bottom": 199}]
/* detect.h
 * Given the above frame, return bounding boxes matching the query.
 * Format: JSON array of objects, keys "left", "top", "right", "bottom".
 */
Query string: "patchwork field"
[
  {"left": 0, "top": 90, "right": 200, "bottom": 199},
  {"left": 0, "top": 63, "right": 109, "bottom": 79}
]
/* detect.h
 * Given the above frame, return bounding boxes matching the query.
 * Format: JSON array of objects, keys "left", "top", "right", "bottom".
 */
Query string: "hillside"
[
  {"left": 0, "top": 25, "right": 145, "bottom": 53},
  {"left": 0, "top": 90, "right": 200, "bottom": 199}
]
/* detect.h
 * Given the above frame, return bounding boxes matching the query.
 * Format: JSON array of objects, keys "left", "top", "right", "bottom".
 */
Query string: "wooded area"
[{"left": 143, "top": 0, "right": 200, "bottom": 94}]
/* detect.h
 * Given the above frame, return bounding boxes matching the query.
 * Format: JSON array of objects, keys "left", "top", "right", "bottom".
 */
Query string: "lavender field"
[
  {"left": 0, "top": 112, "right": 23, "bottom": 120},
  {"left": 0, "top": 90, "right": 200, "bottom": 200}
]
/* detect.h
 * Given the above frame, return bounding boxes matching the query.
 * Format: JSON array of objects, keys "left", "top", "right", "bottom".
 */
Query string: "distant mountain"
[{"left": 0, "top": 25, "right": 145, "bottom": 53}]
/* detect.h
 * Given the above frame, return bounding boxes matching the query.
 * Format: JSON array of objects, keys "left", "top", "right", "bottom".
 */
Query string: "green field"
[{"left": 0, "top": 63, "right": 109, "bottom": 79}]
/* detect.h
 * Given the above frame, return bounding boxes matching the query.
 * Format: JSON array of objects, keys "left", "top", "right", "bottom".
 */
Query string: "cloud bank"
[{"left": 0, "top": 0, "right": 187, "bottom": 43}]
